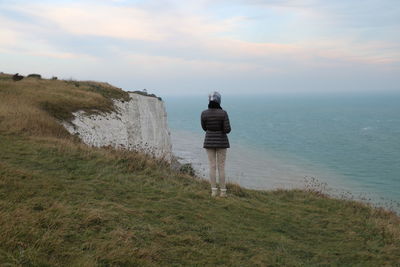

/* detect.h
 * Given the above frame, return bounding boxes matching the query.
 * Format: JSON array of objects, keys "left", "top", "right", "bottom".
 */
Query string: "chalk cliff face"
[{"left": 62, "top": 92, "right": 172, "bottom": 162}]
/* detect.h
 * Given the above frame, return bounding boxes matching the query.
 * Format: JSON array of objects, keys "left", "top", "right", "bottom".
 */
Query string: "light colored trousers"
[{"left": 205, "top": 148, "right": 227, "bottom": 189}]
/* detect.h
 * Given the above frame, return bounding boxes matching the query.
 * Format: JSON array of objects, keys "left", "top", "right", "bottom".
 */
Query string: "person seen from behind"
[{"left": 201, "top": 92, "right": 231, "bottom": 197}]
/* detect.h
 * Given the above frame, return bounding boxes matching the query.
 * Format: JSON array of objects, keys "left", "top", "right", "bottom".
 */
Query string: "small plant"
[
  {"left": 304, "top": 176, "right": 328, "bottom": 196},
  {"left": 226, "top": 182, "right": 249, "bottom": 198},
  {"left": 179, "top": 163, "right": 196, "bottom": 176},
  {"left": 12, "top": 73, "right": 24, "bottom": 81}
]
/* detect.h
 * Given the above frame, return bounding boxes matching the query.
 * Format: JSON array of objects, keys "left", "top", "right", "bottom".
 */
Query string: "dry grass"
[
  {"left": 0, "top": 73, "right": 129, "bottom": 138},
  {"left": 1, "top": 134, "right": 399, "bottom": 266}
]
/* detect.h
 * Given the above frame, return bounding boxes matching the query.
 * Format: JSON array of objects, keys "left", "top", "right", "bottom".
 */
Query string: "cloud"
[
  {"left": 307, "top": 39, "right": 400, "bottom": 65},
  {"left": 0, "top": 0, "right": 399, "bottom": 94},
  {"left": 125, "top": 52, "right": 279, "bottom": 77},
  {"left": 5, "top": 2, "right": 239, "bottom": 42},
  {"left": 11, "top": 5, "right": 166, "bottom": 41},
  {"left": 2, "top": 1, "right": 399, "bottom": 66},
  {"left": 0, "top": 28, "right": 19, "bottom": 46},
  {"left": 0, "top": 14, "right": 95, "bottom": 60}
]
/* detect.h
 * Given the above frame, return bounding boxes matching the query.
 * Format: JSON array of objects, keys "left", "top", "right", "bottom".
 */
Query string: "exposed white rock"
[{"left": 62, "top": 92, "right": 172, "bottom": 162}]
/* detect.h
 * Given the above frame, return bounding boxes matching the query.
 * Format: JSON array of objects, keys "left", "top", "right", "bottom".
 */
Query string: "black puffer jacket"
[{"left": 201, "top": 108, "right": 231, "bottom": 148}]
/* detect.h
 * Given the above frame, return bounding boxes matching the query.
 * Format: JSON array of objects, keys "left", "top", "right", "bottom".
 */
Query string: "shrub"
[
  {"left": 27, "top": 74, "right": 42, "bottom": 79},
  {"left": 179, "top": 163, "right": 196, "bottom": 176}
]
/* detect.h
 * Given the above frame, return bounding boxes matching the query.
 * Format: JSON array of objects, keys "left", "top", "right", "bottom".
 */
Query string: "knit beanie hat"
[{"left": 209, "top": 91, "right": 221, "bottom": 104}]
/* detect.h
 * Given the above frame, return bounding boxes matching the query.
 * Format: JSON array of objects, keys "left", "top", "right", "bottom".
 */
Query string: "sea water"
[{"left": 164, "top": 93, "right": 400, "bottom": 210}]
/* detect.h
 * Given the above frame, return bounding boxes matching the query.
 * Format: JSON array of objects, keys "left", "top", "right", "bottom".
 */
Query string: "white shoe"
[
  {"left": 220, "top": 188, "right": 227, "bottom": 197},
  {"left": 211, "top": 187, "right": 218, "bottom": 197}
]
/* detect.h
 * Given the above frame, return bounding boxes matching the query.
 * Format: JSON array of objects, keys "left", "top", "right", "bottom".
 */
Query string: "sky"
[{"left": 1, "top": 0, "right": 399, "bottom": 95}]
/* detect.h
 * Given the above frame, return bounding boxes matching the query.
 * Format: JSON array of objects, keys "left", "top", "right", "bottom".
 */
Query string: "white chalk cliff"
[{"left": 62, "top": 92, "right": 172, "bottom": 162}]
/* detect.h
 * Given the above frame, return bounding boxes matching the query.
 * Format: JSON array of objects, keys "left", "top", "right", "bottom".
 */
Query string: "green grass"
[
  {"left": 1, "top": 134, "right": 399, "bottom": 266},
  {"left": 1, "top": 74, "right": 399, "bottom": 266}
]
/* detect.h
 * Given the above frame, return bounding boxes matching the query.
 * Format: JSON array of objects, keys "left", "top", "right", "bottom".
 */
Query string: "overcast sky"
[{"left": 1, "top": 0, "right": 399, "bottom": 95}]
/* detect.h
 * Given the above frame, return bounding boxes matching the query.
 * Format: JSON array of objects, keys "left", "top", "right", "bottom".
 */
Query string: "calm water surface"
[{"left": 164, "top": 93, "right": 400, "bottom": 209}]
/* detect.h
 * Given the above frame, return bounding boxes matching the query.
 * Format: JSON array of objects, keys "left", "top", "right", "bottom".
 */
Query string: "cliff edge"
[{"left": 62, "top": 92, "right": 172, "bottom": 162}]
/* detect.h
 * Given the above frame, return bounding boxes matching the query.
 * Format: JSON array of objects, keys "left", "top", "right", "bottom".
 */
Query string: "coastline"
[
  {"left": 171, "top": 128, "right": 400, "bottom": 213},
  {"left": 171, "top": 128, "right": 337, "bottom": 189}
]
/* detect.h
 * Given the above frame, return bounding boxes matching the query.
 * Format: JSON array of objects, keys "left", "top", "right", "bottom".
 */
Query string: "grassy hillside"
[
  {"left": 1, "top": 74, "right": 399, "bottom": 266},
  {"left": 0, "top": 73, "right": 129, "bottom": 137}
]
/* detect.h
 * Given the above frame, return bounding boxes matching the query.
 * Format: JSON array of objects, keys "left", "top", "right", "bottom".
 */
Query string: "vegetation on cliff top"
[
  {"left": 0, "top": 74, "right": 399, "bottom": 266},
  {"left": 0, "top": 73, "right": 129, "bottom": 137}
]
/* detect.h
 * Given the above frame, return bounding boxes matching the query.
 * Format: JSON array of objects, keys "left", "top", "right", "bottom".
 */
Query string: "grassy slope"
[
  {"left": 0, "top": 74, "right": 129, "bottom": 137},
  {"left": 0, "top": 74, "right": 399, "bottom": 266}
]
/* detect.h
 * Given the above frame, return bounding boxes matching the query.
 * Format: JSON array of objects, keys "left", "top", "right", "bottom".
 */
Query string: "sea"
[{"left": 164, "top": 93, "right": 400, "bottom": 212}]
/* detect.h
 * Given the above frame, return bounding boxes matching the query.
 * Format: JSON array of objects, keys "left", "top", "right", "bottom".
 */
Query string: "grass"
[
  {"left": 1, "top": 74, "right": 400, "bottom": 266},
  {"left": 0, "top": 73, "right": 129, "bottom": 137}
]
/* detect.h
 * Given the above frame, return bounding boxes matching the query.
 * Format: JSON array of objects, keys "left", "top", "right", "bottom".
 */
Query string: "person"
[{"left": 201, "top": 91, "right": 231, "bottom": 197}]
